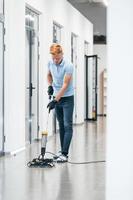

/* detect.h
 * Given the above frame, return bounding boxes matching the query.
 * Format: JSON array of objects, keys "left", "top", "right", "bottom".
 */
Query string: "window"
[
  {"left": 0, "top": 0, "right": 3, "bottom": 14},
  {"left": 53, "top": 22, "right": 62, "bottom": 43}
]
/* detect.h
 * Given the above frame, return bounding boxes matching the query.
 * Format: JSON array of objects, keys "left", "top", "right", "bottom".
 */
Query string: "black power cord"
[
  {"left": 68, "top": 160, "right": 106, "bottom": 165},
  {"left": 46, "top": 151, "right": 106, "bottom": 165}
]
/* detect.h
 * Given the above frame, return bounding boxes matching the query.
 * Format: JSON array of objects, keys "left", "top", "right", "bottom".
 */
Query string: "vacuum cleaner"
[
  {"left": 27, "top": 97, "right": 55, "bottom": 168},
  {"left": 27, "top": 96, "right": 106, "bottom": 167}
]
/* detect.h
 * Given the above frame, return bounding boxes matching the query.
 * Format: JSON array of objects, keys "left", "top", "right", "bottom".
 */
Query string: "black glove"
[
  {"left": 47, "top": 85, "right": 54, "bottom": 96},
  {"left": 47, "top": 99, "right": 57, "bottom": 113}
]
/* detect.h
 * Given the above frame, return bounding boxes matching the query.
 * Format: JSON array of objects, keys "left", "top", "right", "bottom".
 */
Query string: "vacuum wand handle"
[
  {"left": 49, "top": 95, "right": 52, "bottom": 100},
  {"left": 41, "top": 131, "right": 48, "bottom": 157},
  {"left": 40, "top": 95, "right": 51, "bottom": 157}
]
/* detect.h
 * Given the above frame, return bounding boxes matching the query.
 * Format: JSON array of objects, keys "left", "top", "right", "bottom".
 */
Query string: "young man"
[{"left": 47, "top": 43, "right": 74, "bottom": 163}]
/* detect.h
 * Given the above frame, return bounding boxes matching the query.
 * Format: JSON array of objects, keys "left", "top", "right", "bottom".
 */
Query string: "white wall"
[
  {"left": 4, "top": 0, "right": 93, "bottom": 153},
  {"left": 4, "top": 0, "right": 25, "bottom": 153},
  {"left": 107, "top": 0, "right": 133, "bottom": 199},
  {"left": 94, "top": 44, "right": 107, "bottom": 114}
]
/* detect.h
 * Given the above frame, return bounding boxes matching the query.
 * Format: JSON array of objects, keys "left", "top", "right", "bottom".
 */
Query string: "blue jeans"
[{"left": 55, "top": 95, "right": 74, "bottom": 156}]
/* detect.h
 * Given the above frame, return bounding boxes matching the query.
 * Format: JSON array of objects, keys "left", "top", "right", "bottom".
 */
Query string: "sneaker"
[
  {"left": 53, "top": 151, "right": 62, "bottom": 160},
  {"left": 56, "top": 154, "right": 68, "bottom": 163}
]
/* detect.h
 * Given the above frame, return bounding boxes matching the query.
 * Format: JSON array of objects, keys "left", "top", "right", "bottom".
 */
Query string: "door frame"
[
  {"left": 52, "top": 21, "right": 63, "bottom": 134},
  {"left": 71, "top": 32, "right": 78, "bottom": 124},
  {"left": 85, "top": 55, "right": 98, "bottom": 121},
  {"left": 25, "top": 6, "right": 40, "bottom": 143},
  {"left": 0, "top": 0, "right": 4, "bottom": 156}
]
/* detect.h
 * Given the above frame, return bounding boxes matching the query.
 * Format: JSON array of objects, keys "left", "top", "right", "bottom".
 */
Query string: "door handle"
[{"left": 27, "top": 83, "right": 35, "bottom": 96}]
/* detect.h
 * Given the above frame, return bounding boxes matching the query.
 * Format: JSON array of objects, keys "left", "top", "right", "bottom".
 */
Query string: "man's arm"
[
  {"left": 55, "top": 74, "right": 72, "bottom": 101},
  {"left": 47, "top": 70, "right": 53, "bottom": 86}
]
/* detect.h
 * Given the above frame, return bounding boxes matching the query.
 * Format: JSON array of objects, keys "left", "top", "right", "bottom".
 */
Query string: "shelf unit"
[{"left": 102, "top": 69, "right": 107, "bottom": 116}]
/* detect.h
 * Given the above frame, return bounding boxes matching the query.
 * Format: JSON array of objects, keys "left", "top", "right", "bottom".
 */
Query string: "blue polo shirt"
[{"left": 48, "top": 58, "right": 74, "bottom": 97}]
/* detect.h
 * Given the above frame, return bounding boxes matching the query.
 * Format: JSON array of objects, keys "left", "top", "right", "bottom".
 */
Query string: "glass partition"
[{"left": 0, "top": 20, "right": 4, "bottom": 154}]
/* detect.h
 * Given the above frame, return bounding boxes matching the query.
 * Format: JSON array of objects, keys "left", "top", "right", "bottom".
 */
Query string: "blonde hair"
[{"left": 50, "top": 43, "right": 63, "bottom": 55}]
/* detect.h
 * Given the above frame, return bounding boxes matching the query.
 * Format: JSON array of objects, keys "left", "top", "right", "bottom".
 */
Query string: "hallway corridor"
[{"left": 0, "top": 117, "right": 106, "bottom": 200}]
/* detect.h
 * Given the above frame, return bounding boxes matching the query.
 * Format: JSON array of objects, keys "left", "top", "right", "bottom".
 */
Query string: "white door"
[
  {"left": 0, "top": 2, "right": 4, "bottom": 155},
  {"left": 25, "top": 8, "right": 39, "bottom": 143},
  {"left": 85, "top": 55, "right": 98, "bottom": 121},
  {"left": 84, "top": 41, "right": 90, "bottom": 120},
  {"left": 71, "top": 33, "right": 77, "bottom": 124},
  {"left": 52, "top": 22, "right": 62, "bottom": 133}
]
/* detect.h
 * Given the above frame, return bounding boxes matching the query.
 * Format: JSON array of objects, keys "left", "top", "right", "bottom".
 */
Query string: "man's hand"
[
  {"left": 47, "top": 85, "right": 54, "bottom": 96},
  {"left": 47, "top": 99, "right": 57, "bottom": 113}
]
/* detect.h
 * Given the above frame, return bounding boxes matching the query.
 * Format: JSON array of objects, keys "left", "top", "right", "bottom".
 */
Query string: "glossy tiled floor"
[{"left": 0, "top": 117, "right": 106, "bottom": 200}]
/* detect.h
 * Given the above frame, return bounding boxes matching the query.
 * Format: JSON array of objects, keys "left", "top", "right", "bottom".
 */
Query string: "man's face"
[{"left": 51, "top": 53, "right": 63, "bottom": 65}]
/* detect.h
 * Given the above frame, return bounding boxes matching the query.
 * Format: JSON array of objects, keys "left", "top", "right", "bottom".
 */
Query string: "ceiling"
[
  {"left": 67, "top": 0, "right": 107, "bottom": 37},
  {"left": 67, "top": 0, "right": 107, "bottom": 7}
]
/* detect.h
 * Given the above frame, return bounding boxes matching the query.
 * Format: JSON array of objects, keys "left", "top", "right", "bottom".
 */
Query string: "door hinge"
[
  {"left": 38, "top": 125, "right": 40, "bottom": 131},
  {"left": 4, "top": 28, "right": 6, "bottom": 35},
  {"left": 4, "top": 135, "right": 6, "bottom": 143},
  {"left": 4, "top": 44, "right": 6, "bottom": 51}
]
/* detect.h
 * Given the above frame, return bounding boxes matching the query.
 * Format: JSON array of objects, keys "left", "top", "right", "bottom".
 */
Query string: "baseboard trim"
[
  {"left": 73, "top": 122, "right": 84, "bottom": 126},
  {"left": 98, "top": 114, "right": 107, "bottom": 117},
  {"left": 10, "top": 146, "right": 26, "bottom": 155}
]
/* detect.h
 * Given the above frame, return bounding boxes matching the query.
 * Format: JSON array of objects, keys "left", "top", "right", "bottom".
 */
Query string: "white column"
[
  {"left": 107, "top": 0, "right": 133, "bottom": 200},
  {"left": 4, "top": 0, "right": 25, "bottom": 152}
]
